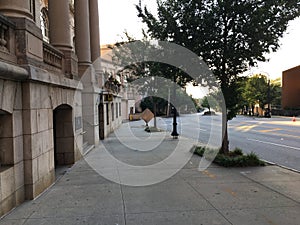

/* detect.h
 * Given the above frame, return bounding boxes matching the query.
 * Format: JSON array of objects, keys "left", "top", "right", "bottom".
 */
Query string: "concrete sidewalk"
[{"left": 1, "top": 121, "right": 300, "bottom": 225}]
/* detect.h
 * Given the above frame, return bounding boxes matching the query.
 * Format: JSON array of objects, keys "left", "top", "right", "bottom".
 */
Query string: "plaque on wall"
[{"left": 75, "top": 117, "right": 82, "bottom": 130}]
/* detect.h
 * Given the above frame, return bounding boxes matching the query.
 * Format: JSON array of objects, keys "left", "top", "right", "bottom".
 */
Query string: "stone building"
[
  {"left": 100, "top": 44, "right": 139, "bottom": 122},
  {"left": 0, "top": 0, "right": 122, "bottom": 216},
  {"left": 282, "top": 65, "right": 300, "bottom": 109}
]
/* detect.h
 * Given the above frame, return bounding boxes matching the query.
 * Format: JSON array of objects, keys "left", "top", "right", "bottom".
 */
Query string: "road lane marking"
[
  {"left": 247, "top": 138, "right": 300, "bottom": 151},
  {"left": 259, "top": 132, "right": 300, "bottom": 139},
  {"left": 234, "top": 125, "right": 257, "bottom": 132},
  {"left": 259, "top": 128, "right": 281, "bottom": 133},
  {"left": 254, "top": 130, "right": 300, "bottom": 139},
  {"left": 230, "top": 123, "right": 299, "bottom": 134},
  {"left": 243, "top": 120, "right": 300, "bottom": 126},
  {"left": 230, "top": 125, "right": 300, "bottom": 139}
]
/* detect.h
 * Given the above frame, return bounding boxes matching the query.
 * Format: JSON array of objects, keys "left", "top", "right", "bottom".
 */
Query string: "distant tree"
[
  {"left": 137, "top": 0, "right": 300, "bottom": 153},
  {"left": 191, "top": 97, "right": 201, "bottom": 112},
  {"left": 235, "top": 76, "right": 249, "bottom": 113},
  {"left": 243, "top": 74, "right": 269, "bottom": 110},
  {"left": 201, "top": 96, "right": 211, "bottom": 112},
  {"left": 270, "top": 78, "right": 282, "bottom": 107},
  {"left": 141, "top": 96, "right": 168, "bottom": 115},
  {"left": 242, "top": 74, "right": 282, "bottom": 113}
]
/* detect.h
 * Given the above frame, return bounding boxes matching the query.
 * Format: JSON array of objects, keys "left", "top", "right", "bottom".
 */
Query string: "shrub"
[
  {"left": 194, "top": 146, "right": 265, "bottom": 167},
  {"left": 245, "top": 152, "right": 265, "bottom": 166},
  {"left": 231, "top": 148, "right": 243, "bottom": 156}
]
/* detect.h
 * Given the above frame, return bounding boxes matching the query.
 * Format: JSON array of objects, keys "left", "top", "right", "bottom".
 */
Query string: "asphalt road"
[{"left": 155, "top": 114, "right": 300, "bottom": 171}]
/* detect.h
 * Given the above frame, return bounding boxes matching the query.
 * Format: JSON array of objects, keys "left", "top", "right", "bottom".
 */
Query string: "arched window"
[{"left": 40, "top": 8, "right": 49, "bottom": 43}]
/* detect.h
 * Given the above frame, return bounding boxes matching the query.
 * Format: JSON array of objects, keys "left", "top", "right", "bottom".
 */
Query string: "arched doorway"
[{"left": 53, "top": 104, "right": 74, "bottom": 167}]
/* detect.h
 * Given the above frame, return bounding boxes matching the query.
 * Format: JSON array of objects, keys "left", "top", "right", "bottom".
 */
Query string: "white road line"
[{"left": 247, "top": 138, "right": 300, "bottom": 151}]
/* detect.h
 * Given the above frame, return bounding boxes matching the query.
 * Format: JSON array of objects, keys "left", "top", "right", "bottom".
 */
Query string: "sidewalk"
[{"left": 1, "top": 121, "right": 300, "bottom": 225}]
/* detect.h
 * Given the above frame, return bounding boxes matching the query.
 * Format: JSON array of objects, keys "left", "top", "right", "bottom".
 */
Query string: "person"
[{"left": 264, "top": 108, "right": 271, "bottom": 118}]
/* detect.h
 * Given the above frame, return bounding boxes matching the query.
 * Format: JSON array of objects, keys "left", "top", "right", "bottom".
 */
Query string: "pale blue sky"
[{"left": 99, "top": 0, "right": 300, "bottom": 80}]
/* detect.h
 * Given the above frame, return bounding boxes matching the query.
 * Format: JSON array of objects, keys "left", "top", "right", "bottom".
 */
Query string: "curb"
[{"left": 261, "top": 158, "right": 300, "bottom": 173}]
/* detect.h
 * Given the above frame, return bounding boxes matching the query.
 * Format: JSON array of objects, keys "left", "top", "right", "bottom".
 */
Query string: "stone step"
[{"left": 82, "top": 142, "right": 95, "bottom": 156}]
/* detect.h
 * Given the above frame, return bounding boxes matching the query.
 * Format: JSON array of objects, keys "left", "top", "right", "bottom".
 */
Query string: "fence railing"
[
  {"left": 0, "top": 14, "right": 17, "bottom": 64},
  {"left": 0, "top": 14, "right": 78, "bottom": 79},
  {"left": 43, "top": 42, "right": 63, "bottom": 69},
  {"left": 0, "top": 22, "right": 8, "bottom": 52}
]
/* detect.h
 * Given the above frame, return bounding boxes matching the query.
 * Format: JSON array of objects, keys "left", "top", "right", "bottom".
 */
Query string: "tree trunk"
[
  {"left": 153, "top": 101, "right": 157, "bottom": 128},
  {"left": 220, "top": 112, "right": 229, "bottom": 154}
]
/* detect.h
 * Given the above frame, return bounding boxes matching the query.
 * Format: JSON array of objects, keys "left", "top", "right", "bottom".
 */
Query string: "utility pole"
[
  {"left": 267, "top": 78, "right": 271, "bottom": 118},
  {"left": 167, "top": 87, "right": 170, "bottom": 116}
]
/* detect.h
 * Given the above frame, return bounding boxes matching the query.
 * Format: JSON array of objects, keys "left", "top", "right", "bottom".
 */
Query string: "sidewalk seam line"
[
  {"left": 118, "top": 176, "right": 127, "bottom": 225},
  {"left": 185, "top": 180, "right": 234, "bottom": 225},
  {"left": 241, "top": 174, "right": 300, "bottom": 205}
]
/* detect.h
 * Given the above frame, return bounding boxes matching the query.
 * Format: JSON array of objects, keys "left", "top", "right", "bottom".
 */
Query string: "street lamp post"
[
  {"left": 151, "top": 77, "right": 158, "bottom": 128},
  {"left": 171, "top": 106, "right": 178, "bottom": 138},
  {"left": 171, "top": 75, "right": 178, "bottom": 138}
]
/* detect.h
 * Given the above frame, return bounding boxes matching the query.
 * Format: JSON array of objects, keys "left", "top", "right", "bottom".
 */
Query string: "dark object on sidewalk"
[
  {"left": 264, "top": 109, "right": 271, "bottom": 118},
  {"left": 171, "top": 106, "right": 179, "bottom": 138},
  {"left": 203, "top": 111, "right": 216, "bottom": 116}
]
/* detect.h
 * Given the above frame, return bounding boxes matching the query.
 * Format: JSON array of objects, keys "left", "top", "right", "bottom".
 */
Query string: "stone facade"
[
  {"left": 100, "top": 44, "right": 141, "bottom": 123},
  {"left": 0, "top": 0, "right": 123, "bottom": 216},
  {"left": 99, "top": 55, "right": 124, "bottom": 139}
]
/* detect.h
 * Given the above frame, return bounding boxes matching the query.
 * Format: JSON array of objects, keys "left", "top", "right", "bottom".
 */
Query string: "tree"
[
  {"left": 270, "top": 78, "right": 282, "bottom": 107},
  {"left": 200, "top": 91, "right": 227, "bottom": 112},
  {"left": 243, "top": 74, "right": 269, "bottom": 111},
  {"left": 111, "top": 32, "right": 198, "bottom": 133},
  {"left": 201, "top": 96, "right": 211, "bottom": 112},
  {"left": 242, "top": 74, "right": 282, "bottom": 114},
  {"left": 137, "top": 0, "right": 300, "bottom": 153},
  {"left": 111, "top": 32, "right": 196, "bottom": 89}
]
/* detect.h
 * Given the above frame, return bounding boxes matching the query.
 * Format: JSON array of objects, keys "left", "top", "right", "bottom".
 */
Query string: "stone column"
[
  {"left": 0, "top": 0, "right": 34, "bottom": 20},
  {"left": 75, "top": 0, "right": 91, "bottom": 67},
  {"left": 89, "top": 0, "right": 100, "bottom": 62},
  {"left": 0, "top": 0, "right": 43, "bottom": 63},
  {"left": 75, "top": 0, "right": 99, "bottom": 147},
  {"left": 89, "top": 0, "right": 103, "bottom": 87},
  {"left": 48, "top": 0, "right": 78, "bottom": 78},
  {"left": 48, "top": 0, "right": 72, "bottom": 51}
]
